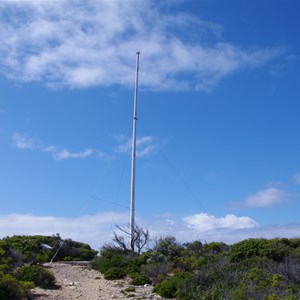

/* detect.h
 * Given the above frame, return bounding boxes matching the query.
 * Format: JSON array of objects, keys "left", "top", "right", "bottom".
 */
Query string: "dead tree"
[{"left": 113, "top": 223, "right": 150, "bottom": 254}]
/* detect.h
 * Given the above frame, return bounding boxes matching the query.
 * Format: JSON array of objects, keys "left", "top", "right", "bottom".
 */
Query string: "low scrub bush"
[
  {"left": 141, "top": 261, "right": 170, "bottom": 283},
  {"left": 130, "top": 273, "right": 152, "bottom": 285},
  {"left": 92, "top": 248, "right": 132, "bottom": 274},
  {"left": 0, "top": 273, "right": 27, "bottom": 300},
  {"left": 103, "top": 267, "right": 126, "bottom": 280},
  {"left": 15, "top": 265, "right": 55, "bottom": 289},
  {"left": 91, "top": 236, "right": 300, "bottom": 299},
  {"left": 153, "top": 272, "right": 191, "bottom": 298}
]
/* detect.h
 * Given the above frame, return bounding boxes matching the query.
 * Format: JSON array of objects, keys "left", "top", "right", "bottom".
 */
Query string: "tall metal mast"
[{"left": 130, "top": 51, "right": 140, "bottom": 252}]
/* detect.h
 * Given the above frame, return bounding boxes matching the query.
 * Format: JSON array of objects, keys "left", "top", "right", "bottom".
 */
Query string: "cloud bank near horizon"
[
  {"left": 1, "top": 212, "right": 299, "bottom": 249},
  {"left": 0, "top": 0, "right": 287, "bottom": 91}
]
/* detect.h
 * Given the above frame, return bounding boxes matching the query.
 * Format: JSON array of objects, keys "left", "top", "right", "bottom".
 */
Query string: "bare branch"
[{"left": 111, "top": 223, "right": 150, "bottom": 254}]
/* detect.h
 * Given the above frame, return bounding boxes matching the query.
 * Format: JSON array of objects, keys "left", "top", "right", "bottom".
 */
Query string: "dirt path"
[{"left": 30, "top": 263, "right": 165, "bottom": 300}]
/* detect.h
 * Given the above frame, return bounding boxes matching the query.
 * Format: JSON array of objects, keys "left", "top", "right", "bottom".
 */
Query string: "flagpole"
[{"left": 130, "top": 51, "right": 140, "bottom": 252}]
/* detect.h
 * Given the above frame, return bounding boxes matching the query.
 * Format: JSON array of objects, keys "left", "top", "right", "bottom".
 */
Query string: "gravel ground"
[{"left": 30, "top": 263, "right": 166, "bottom": 300}]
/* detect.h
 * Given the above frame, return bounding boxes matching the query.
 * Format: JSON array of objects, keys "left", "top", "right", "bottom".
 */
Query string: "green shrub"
[
  {"left": 231, "top": 282, "right": 251, "bottom": 300},
  {"left": 0, "top": 273, "right": 27, "bottom": 300},
  {"left": 130, "top": 273, "right": 152, "bottom": 285},
  {"left": 19, "top": 280, "right": 35, "bottom": 290},
  {"left": 122, "top": 287, "right": 136, "bottom": 293},
  {"left": 153, "top": 236, "right": 182, "bottom": 263},
  {"left": 247, "top": 267, "right": 269, "bottom": 288},
  {"left": 80, "top": 248, "right": 97, "bottom": 261},
  {"left": 141, "top": 261, "right": 170, "bottom": 283},
  {"left": 204, "top": 241, "right": 229, "bottom": 254},
  {"left": 55, "top": 239, "right": 97, "bottom": 261},
  {"left": 2, "top": 235, "right": 97, "bottom": 263},
  {"left": 92, "top": 248, "right": 132, "bottom": 274},
  {"left": 264, "top": 295, "right": 297, "bottom": 300},
  {"left": 184, "top": 240, "right": 204, "bottom": 257},
  {"left": 153, "top": 272, "right": 191, "bottom": 298},
  {"left": 0, "top": 263, "right": 10, "bottom": 273},
  {"left": 63, "top": 256, "right": 73, "bottom": 261},
  {"left": 103, "top": 267, "right": 126, "bottom": 280},
  {"left": 153, "top": 278, "right": 178, "bottom": 298},
  {"left": 36, "top": 253, "right": 51, "bottom": 263},
  {"left": 16, "top": 265, "right": 55, "bottom": 289},
  {"left": 229, "top": 238, "right": 277, "bottom": 262},
  {"left": 126, "top": 254, "right": 147, "bottom": 274}
]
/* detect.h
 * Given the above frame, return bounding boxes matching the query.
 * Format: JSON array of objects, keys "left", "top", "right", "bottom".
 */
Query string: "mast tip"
[{"left": 136, "top": 51, "right": 140, "bottom": 55}]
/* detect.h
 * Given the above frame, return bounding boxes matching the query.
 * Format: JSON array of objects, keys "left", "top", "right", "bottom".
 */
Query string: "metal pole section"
[{"left": 130, "top": 52, "right": 140, "bottom": 252}]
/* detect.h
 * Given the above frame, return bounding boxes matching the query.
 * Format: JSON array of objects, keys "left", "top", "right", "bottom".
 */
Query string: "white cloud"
[
  {"left": 245, "top": 187, "right": 288, "bottom": 208},
  {"left": 53, "top": 148, "right": 93, "bottom": 160},
  {"left": 115, "top": 135, "right": 157, "bottom": 157},
  {"left": 0, "top": 0, "right": 286, "bottom": 91},
  {"left": 136, "top": 136, "right": 157, "bottom": 157},
  {"left": 147, "top": 213, "right": 300, "bottom": 245},
  {"left": 12, "top": 132, "right": 94, "bottom": 160},
  {"left": 12, "top": 133, "right": 38, "bottom": 149},
  {"left": 183, "top": 213, "right": 258, "bottom": 231},
  {"left": 0, "top": 212, "right": 128, "bottom": 250},
  {"left": 174, "top": 222, "right": 300, "bottom": 245},
  {"left": 12, "top": 132, "right": 158, "bottom": 161},
  {"left": 1, "top": 211, "right": 299, "bottom": 249},
  {"left": 114, "top": 137, "right": 132, "bottom": 154}
]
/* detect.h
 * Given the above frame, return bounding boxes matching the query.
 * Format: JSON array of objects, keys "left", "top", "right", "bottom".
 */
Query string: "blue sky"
[{"left": 1, "top": 0, "right": 300, "bottom": 249}]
